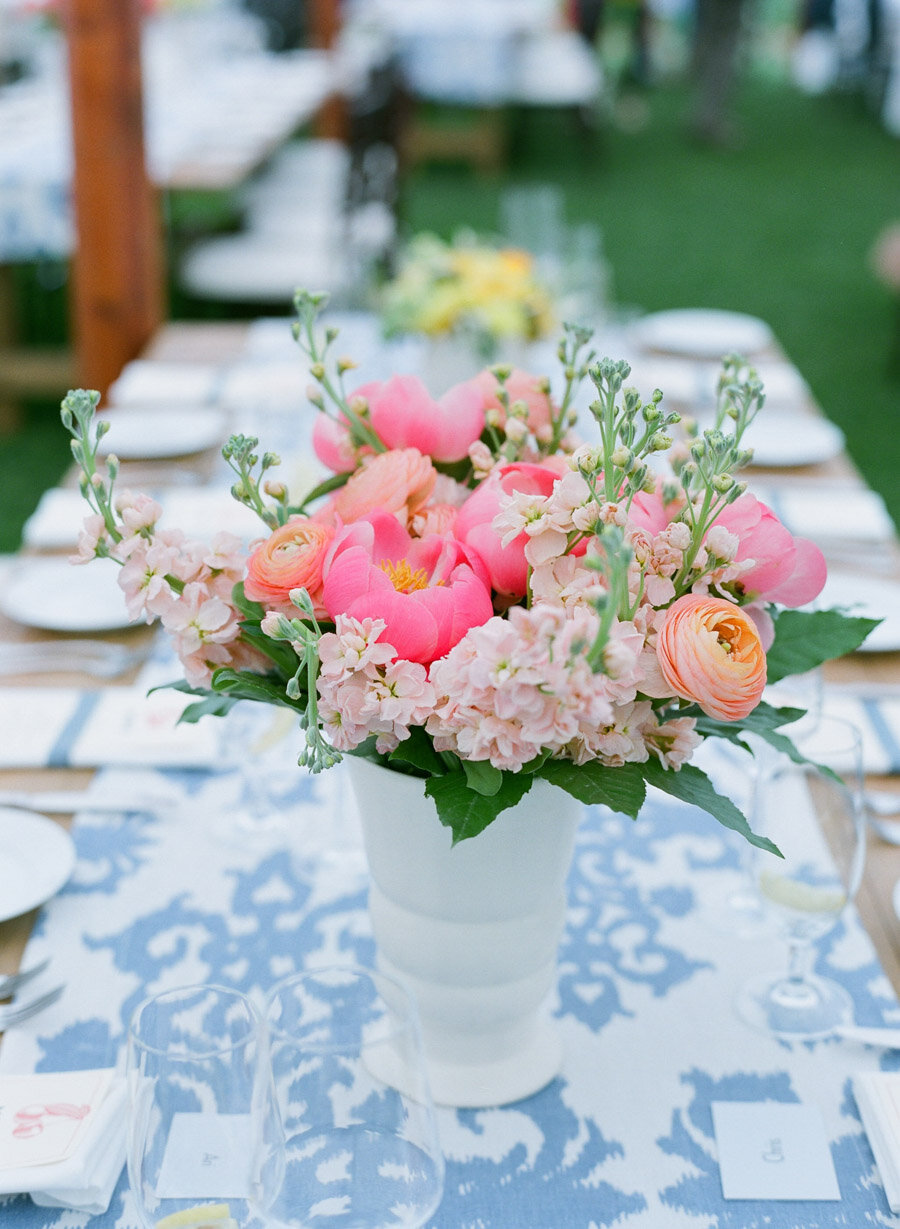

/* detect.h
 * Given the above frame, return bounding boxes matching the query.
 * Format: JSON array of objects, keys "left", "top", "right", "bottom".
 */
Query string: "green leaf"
[
  {"left": 209, "top": 667, "right": 301, "bottom": 710},
  {"left": 425, "top": 770, "right": 534, "bottom": 843},
  {"left": 462, "top": 760, "right": 504, "bottom": 796},
  {"left": 386, "top": 728, "right": 446, "bottom": 776},
  {"left": 179, "top": 694, "right": 237, "bottom": 722},
  {"left": 237, "top": 624, "right": 299, "bottom": 678},
  {"left": 231, "top": 581, "right": 266, "bottom": 621},
  {"left": 641, "top": 759, "right": 782, "bottom": 856},
  {"left": 294, "top": 471, "right": 350, "bottom": 512},
  {"left": 766, "top": 608, "right": 880, "bottom": 684},
  {"left": 538, "top": 759, "right": 647, "bottom": 817}
]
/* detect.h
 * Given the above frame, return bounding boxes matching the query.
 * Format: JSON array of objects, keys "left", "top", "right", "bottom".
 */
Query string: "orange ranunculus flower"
[
  {"left": 326, "top": 448, "right": 436, "bottom": 527},
  {"left": 655, "top": 594, "right": 766, "bottom": 722},
  {"left": 244, "top": 515, "right": 335, "bottom": 613}
]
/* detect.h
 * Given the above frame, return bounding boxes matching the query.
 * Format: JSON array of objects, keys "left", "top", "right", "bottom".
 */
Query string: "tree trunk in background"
[
  {"left": 308, "top": 0, "right": 347, "bottom": 142},
  {"left": 65, "top": 0, "right": 164, "bottom": 397}
]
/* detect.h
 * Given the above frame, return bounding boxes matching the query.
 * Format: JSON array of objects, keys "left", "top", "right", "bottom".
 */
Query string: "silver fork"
[
  {"left": 0, "top": 957, "right": 51, "bottom": 1000},
  {"left": 0, "top": 985, "right": 65, "bottom": 1031}
]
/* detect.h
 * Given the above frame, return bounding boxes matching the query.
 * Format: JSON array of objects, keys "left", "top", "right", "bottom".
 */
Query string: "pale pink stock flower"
[
  {"left": 70, "top": 513, "right": 109, "bottom": 564},
  {"left": 160, "top": 581, "right": 244, "bottom": 687},
  {"left": 114, "top": 490, "right": 163, "bottom": 535},
  {"left": 529, "top": 554, "right": 605, "bottom": 609},
  {"left": 317, "top": 614, "right": 396, "bottom": 677},
  {"left": 315, "top": 615, "right": 436, "bottom": 752},
  {"left": 642, "top": 712, "right": 702, "bottom": 769},
  {"left": 426, "top": 604, "right": 627, "bottom": 771}
]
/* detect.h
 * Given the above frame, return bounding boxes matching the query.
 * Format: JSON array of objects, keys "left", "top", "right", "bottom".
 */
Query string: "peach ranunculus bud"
[
  {"left": 326, "top": 448, "right": 436, "bottom": 527},
  {"left": 244, "top": 515, "right": 335, "bottom": 613},
  {"left": 655, "top": 594, "right": 766, "bottom": 722}
]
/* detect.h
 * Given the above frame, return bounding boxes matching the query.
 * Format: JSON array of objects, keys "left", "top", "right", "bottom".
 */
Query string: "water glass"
[
  {"left": 256, "top": 965, "right": 444, "bottom": 1229},
  {"left": 126, "top": 983, "right": 279, "bottom": 1229},
  {"left": 735, "top": 715, "right": 866, "bottom": 1040}
]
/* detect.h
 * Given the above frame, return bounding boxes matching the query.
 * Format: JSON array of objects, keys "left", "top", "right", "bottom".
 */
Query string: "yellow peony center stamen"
[{"left": 380, "top": 558, "right": 430, "bottom": 593}]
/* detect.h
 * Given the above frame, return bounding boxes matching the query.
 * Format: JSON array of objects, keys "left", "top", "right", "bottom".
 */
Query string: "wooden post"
[
  {"left": 65, "top": 0, "right": 164, "bottom": 397},
  {"left": 307, "top": 0, "right": 347, "bottom": 143}
]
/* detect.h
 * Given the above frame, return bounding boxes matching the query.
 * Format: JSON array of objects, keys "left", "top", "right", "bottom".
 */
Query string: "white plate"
[
  {"left": 815, "top": 571, "right": 900, "bottom": 652},
  {"left": 95, "top": 407, "right": 226, "bottom": 459},
  {"left": 742, "top": 412, "right": 844, "bottom": 467},
  {"left": 0, "top": 807, "right": 76, "bottom": 922},
  {"left": 0, "top": 557, "right": 132, "bottom": 632},
  {"left": 631, "top": 308, "right": 774, "bottom": 358}
]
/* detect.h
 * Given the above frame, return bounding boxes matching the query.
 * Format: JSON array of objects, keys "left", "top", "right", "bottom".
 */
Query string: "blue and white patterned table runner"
[{"left": 3, "top": 732, "right": 900, "bottom": 1228}]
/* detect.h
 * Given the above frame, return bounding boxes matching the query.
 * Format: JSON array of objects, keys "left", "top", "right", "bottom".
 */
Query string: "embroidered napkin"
[{"left": 0, "top": 1069, "right": 126, "bottom": 1215}]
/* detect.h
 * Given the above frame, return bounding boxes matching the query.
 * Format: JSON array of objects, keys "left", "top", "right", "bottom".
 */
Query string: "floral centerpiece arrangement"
[
  {"left": 379, "top": 231, "right": 554, "bottom": 360},
  {"left": 62, "top": 291, "right": 875, "bottom": 855}
]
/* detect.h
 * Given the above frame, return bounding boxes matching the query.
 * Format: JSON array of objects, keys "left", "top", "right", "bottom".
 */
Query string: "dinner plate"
[
  {"left": 815, "top": 571, "right": 900, "bottom": 653},
  {"left": 0, "top": 557, "right": 132, "bottom": 632},
  {"left": 0, "top": 807, "right": 76, "bottom": 922},
  {"left": 741, "top": 412, "right": 845, "bottom": 467},
  {"left": 631, "top": 308, "right": 774, "bottom": 358},
  {"left": 95, "top": 406, "right": 226, "bottom": 459}
]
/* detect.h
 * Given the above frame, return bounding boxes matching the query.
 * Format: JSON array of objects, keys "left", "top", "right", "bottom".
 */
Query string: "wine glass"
[
  {"left": 126, "top": 983, "right": 280, "bottom": 1229},
  {"left": 254, "top": 964, "right": 444, "bottom": 1229},
  {"left": 735, "top": 715, "right": 866, "bottom": 1041}
]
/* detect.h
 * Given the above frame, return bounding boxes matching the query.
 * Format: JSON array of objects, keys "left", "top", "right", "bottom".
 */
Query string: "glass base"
[{"left": 736, "top": 970, "right": 853, "bottom": 1041}]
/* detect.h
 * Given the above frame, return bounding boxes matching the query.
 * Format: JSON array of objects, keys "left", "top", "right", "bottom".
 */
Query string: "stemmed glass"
[
  {"left": 254, "top": 964, "right": 444, "bottom": 1229},
  {"left": 126, "top": 983, "right": 280, "bottom": 1229},
  {"left": 735, "top": 714, "right": 866, "bottom": 1041}
]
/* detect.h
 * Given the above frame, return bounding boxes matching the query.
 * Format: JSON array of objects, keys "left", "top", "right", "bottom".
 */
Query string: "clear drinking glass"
[
  {"left": 126, "top": 983, "right": 280, "bottom": 1229},
  {"left": 255, "top": 964, "right": 444, "bottom": 1229},
  {"left": 735, "top": 715, "right": 866, "bottom": 1041}
]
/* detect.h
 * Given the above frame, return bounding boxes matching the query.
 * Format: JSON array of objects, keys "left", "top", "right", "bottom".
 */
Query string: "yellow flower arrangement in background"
[{"left": 381, "top": 232, "right": 555, "bottom": 356}]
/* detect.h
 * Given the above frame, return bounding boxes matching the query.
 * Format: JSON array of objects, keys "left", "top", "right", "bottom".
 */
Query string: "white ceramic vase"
[{"left": 345, "top": 756, "right": 581, "bottom": 1108}]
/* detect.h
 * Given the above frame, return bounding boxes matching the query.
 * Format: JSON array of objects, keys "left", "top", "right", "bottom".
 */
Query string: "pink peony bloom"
[
  {"left": 244, "top": 515, "right": 335, "bottom": 614},
  {"left": 365, "top": 374, "right": 486, "bottom": 464},
  {"left": 710, "top": 493, "right": 826, "bottom": 607},
  {"left": 321, "top": 512, "right": 493, "bottom": 665},
  {"left": 469, "top": 368, "right": 555, "bottom": 435},
  {"left": 312, "top": 414, "right": 361, "bottom": 473},
  {"left": 655, "top": 593, "right": 767, "bottom": 722},
  {"left": 454, "top": 462, "right": 560, "bottom": 597},
  {"left": 323, "top": 448, "right": 436, "bottom": 527}
]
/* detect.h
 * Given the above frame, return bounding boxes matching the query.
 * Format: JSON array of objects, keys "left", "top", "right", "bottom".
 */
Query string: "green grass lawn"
[
  {"left": 401, "top": 79, "right": 900, "bottom": 531},
  {"left": 2, "top": 66, "right": 899, "bottom": 551}
]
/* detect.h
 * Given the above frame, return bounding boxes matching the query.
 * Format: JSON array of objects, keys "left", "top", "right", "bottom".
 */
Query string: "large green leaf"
[
  {"left": 462, "top": 759, "right": 504, "bottom": 796},
  {"left": 425, "top": 770, "right": 534, "bottom": 843},
  {"left": 640, "top": 759, "right": 782, "bottom": 856},
  {"left": 209, "top": 667, "right": 301, "bottom": 710},
  {"left": 386, "top": 728, "right": 446, "bottom": 776},
  {"left": 766, "top": 609, "right": 880, "bottom": 683},
  {"left": 538, "top": 759, "right": 647, "bottom": 817}
]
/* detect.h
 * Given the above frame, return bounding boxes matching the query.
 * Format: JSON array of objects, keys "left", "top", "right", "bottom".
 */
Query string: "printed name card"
[{"left": 711, "top": 1102, "right": 841, "bottom": 1201}]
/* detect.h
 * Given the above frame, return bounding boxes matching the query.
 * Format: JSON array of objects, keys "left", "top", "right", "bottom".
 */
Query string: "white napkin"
[
  {"left": 0, "top": 1069, "right": 126, "bottom": 1215},
  {"left": 750, "top": 483, "right": 896, "bottom": 545},
  {"left": 23, "top": 487, "right": 263, "bottom": 549},
  {"left": 854, "top": 1072, "right": 900, "bottom": 1212},
  {"left": 107, "top": 361, "right": 222, "bottom": 406},
  {"left": 0, "top": 686, "right": 220, "bottom": 770}
]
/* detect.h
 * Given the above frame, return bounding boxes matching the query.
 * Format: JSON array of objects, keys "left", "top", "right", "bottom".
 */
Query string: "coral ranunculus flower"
[
  {"left": 244, "top": 516, "right": 335, "bottom": 613},
  {"left": 655, "top": 594, "right": 767, "bottom": 722},
  {"left": 322, "top": 512, "right": 494, "bottom": 665},
  {"left": 325, "top": 448, "right": 436, "bottom": 527}
]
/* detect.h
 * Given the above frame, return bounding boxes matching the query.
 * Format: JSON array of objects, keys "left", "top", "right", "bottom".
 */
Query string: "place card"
[
  {"left": 711, "top": 1101, "right": 840, "bottom": 1200},
  {"left": 156, "top": 1113, "right": 252, "bottom": 1200}
]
